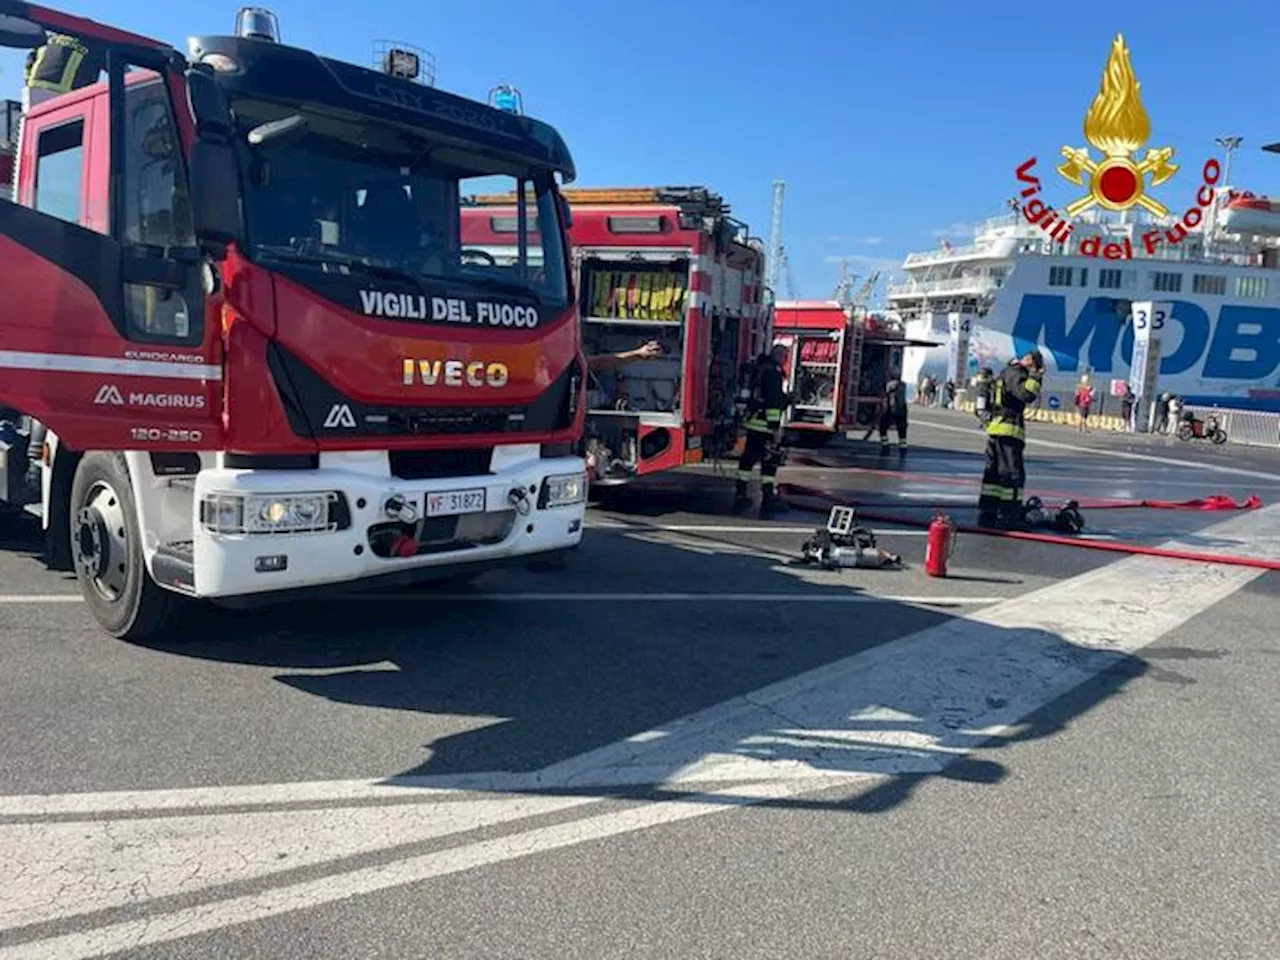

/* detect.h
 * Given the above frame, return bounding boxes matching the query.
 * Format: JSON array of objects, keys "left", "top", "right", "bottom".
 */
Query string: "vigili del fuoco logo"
[{"left": 1012, "top": 33, "right": 1222, "bottom": 260}]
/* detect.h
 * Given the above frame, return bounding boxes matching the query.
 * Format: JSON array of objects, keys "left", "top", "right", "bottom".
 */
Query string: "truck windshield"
[{"left": 233, "top": 99, "right": 568, "bottom": 306}]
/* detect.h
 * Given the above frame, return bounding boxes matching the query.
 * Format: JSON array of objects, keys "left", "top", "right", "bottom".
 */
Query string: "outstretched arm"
[{"left": 587, "top": 340, "right": 662, "bottom": 373}]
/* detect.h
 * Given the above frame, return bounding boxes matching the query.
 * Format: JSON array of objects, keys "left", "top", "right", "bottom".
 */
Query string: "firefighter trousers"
[
  {"left": 736, "top": 429, "right": 780, "bottom": 492},
  {"left": 878, "top": 407, "right": 907, "bottom": 446},
  {"left": 978, "top": 434, "right": 1026, "bottom": 524}
]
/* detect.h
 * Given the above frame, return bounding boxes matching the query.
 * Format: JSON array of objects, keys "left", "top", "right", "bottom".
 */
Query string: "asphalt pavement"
[{"left": 1, "top": 412, "right": 1277, "bottom": 959}]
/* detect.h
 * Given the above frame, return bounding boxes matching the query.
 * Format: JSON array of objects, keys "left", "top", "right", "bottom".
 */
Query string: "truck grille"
[{"left": 389, "top": 448, "right": 493, "bottom": 480}]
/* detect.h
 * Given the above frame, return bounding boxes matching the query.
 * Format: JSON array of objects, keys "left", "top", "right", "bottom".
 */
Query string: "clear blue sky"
[{"left": 3, "top": 0, "right": 1275, "bottom": 303}]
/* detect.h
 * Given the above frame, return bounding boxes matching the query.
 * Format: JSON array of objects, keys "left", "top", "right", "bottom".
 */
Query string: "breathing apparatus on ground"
[
  {"left": 799, "top": 505, "right": 903, "bottom": 570},
  {"left": 1022, "top": 496, "right": 1086, "bottom": 534}
]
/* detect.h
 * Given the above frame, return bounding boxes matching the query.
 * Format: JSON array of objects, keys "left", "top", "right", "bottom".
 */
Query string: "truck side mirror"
[
  {"left": 184, "top": 67, "right": 242, "bottom": 253},
  {"left": 189, "top": 140, "right": 242, "bottom": 251},
  {"left": 186, "top": 67, "right": 234, "bottom": 140}
]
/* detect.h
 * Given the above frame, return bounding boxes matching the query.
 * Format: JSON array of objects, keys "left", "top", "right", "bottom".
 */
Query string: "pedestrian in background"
[
  {"left": 878, "top": 376, "right": 908, "bottom": 455},
  {"left": 1166, "top": 394, "right": 1183, "bottom": 434},
  {"left": 1121, "top": 384, "right": 1135, "bottom": 430},
  {"left": 1074, "top": 378, "right": 1095, "bottom": 433}
]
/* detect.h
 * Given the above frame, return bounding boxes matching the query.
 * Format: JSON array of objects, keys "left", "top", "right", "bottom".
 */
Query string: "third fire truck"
[{"left": 772, "top": 300, "right": 939, "bottom": 445}]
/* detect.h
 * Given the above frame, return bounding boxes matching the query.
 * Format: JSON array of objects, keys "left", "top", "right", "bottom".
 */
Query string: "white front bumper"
[{"left": 190, "top": 452, "right": 586, "bottom": 598}]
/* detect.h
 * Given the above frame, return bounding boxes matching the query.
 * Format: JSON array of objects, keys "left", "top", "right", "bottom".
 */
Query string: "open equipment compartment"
[
  {"left": 579, "top": 251, "right": 690, "bottom": 482},
  {"left": 787, "top": 329, "right": 842, "bottom": 428}
]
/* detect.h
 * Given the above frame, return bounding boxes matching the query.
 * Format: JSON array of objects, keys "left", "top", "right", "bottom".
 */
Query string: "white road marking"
[
  {"left": 0, "top": 781, "right": 815, "bottom": 960},
  {"left": 911, "top": 417, "right": 1280, "bottom": 481},
  {"left": 0, "top": 595, "right": 82, "bottom": 604},
  {"left": 0, "top": 795, "right": 600, "bottom": 932},
  {"left": 1, "top": 504, "right": 1277, "bottom": 958}
]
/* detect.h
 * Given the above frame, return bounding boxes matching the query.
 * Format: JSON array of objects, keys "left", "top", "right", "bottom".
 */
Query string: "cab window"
[
  {"left": 120, "top": 69, "right": 199, "bottom": 344},
  {"left": 122, "top": 75, "right": 195, "bottom": 249},
  {"left": 33, "top": 119, "right": 85, "bottom": 225}
]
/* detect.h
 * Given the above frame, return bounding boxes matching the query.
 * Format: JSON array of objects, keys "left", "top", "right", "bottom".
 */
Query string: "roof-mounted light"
[
  {"left": 236, "top": 6, "right": 280, "bottom": 42},
  {"left": 370, "top": 41, "right": 435, "bottom": 86},
  {"left": 383, "top": 47, "right": 420, "bottom": 80},
  {"left": 489, "top": 85, "right": 523, "bottom": 115}
]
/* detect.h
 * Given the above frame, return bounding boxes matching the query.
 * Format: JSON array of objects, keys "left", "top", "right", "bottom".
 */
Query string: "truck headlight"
[
  {"left": 539, "top": 472, "right": 586, "bottom": 508},
  {"left": 200, "top": 491, "right": 343, "bottom": 535}
]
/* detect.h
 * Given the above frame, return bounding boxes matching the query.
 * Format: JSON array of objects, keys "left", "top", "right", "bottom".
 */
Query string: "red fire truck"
[
  {"left": 463, "top": 186, "right": 771, "bottom": 485},
  {"left": 772, "top": 300, "right": 938, "bottom": 445},
  {"left": 0, "top": 3, "right": 589, "bottom": 639}
]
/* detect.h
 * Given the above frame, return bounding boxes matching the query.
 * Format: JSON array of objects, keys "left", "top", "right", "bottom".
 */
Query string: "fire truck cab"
[
  {"left": 772, "top": 301, "right": 939, "bottom": 445},
  {"left": 0, "top": 4, "right": 588, "bottom": 639}
]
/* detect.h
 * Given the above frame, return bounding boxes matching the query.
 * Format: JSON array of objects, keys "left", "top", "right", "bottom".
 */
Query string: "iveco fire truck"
[
  {"left": 464, "top": 186, "right": 771, "bottom": 485},
  {"left": 772, "top": 300, "right": 939, "bottom": 446},
  {"left": 0, "top": 3, "right": 588, "bottom": 639}
]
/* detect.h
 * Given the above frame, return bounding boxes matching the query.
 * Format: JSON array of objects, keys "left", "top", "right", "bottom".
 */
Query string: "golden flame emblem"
[{"left": 1056, "top": 34, "right": 1178, "bottom": 217}]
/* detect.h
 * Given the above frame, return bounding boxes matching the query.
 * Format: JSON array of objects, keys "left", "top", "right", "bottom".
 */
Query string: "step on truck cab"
[
  {"left": 0, "top": 4, "right": 588, "bottom": 639},
  {"left": 463, "top": 186, "right": 770, "bottom": 485}
]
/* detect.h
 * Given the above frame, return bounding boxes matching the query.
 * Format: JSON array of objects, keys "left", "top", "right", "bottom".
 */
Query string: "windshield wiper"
[
  {"left": 254, "top": 246, "right": 426, "bottom": 288},
  {"left": 457, "top": 274, "right": 544, "bottom": 304},
  {"left": 256, "top": 246, "right": 546, "bottom": 304}
]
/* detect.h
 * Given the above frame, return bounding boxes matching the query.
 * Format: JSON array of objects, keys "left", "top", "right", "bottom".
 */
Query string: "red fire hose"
[
  {"left": 781, "top": 483, "right": 1280, "bottom": 572},
  {"left": 787, "top": 457, "right": 1264, "bottom": 510},
  {"left": 804, "top": 494, "right": 1264, "bottom": 512}
]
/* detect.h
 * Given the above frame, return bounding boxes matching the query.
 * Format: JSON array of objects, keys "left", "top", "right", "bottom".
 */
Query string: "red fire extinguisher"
[{"left": 924, "top": 513, "right": 956, "bottom": 577}]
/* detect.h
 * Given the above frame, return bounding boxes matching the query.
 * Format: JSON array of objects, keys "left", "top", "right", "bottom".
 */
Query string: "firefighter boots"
[
  {"left": 759, "top": 486, "right": 787, "bottom": 518},
  {"left": 732, "top": 480, "right": 752, "bottom": 515}
]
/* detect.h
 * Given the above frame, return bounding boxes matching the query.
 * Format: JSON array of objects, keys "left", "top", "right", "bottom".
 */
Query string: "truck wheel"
[{"left": 70, "top": 453, "right": 181, "bottom": 641}]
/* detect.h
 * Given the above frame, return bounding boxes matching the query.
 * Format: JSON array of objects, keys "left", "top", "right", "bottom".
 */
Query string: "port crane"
[{"left": 765, "top": 179, "right": 797, "bottom": 300}]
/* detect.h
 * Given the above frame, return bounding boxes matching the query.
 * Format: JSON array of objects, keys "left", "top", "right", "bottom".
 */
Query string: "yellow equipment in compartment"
[{"left": 588, "top": 270, "right": 687, "bottom": 322}]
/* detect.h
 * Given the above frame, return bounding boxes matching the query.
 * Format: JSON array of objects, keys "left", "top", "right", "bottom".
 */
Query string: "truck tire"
[{"left": 70, "top": 452, "right": 181, "bottom": 641}]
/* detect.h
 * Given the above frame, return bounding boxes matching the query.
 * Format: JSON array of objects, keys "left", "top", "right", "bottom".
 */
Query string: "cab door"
[{"left": 0, "top": 6, "right": 224, "bottom": 451}]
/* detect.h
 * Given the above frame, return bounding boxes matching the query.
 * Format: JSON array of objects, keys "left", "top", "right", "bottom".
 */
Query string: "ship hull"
[{"left": 901, "top": 265, "right": 1280, "bottom": 412}]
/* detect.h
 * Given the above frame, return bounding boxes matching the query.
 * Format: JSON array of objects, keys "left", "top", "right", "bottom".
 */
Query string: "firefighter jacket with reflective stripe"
[
  {"left": 986, "top": 362, "right": 1041, "bottom": 440},
  {"left": 744, "top": 359, "right": 787, "bottom": 434},
  {"left": 25, "top": 34, "right": 105, "bottom": 95}
]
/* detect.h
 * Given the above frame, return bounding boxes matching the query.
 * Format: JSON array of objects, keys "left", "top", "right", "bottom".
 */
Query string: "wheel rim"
[{"left": 74, "top": 480, "right": 130, "bottom": 603}]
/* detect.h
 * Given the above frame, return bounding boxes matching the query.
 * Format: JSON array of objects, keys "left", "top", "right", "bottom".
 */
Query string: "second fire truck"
[{"left": 464, "top": 186, "right": 771, "bottom": 485}]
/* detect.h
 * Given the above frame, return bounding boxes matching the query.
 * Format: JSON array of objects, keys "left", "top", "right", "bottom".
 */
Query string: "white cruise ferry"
[{"left": 887, "top": 190, "right": 1280, "bottom": 411}]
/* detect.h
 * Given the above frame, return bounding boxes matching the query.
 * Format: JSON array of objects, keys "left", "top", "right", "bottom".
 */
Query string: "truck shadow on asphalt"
[{"left": 118, "top": 501, "right": 1153, "bottom": 818}]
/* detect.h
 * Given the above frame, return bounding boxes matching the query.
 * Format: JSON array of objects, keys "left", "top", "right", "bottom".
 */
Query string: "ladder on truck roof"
[{"left": 466, "top": 185, "right": 731, "bottom": 218}]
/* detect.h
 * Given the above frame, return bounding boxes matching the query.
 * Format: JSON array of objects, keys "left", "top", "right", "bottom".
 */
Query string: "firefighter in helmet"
[
  {"left": 733, "top": 344, "right": 790, "bottom": 517},
  {"left": 977, "top": 350, "right": 1044, "bottom": 529}
]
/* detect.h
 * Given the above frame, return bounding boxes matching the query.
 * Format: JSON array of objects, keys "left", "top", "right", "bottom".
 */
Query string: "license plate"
[{"left": 426, "top": 488, "right": 486, "bottom": 518}]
